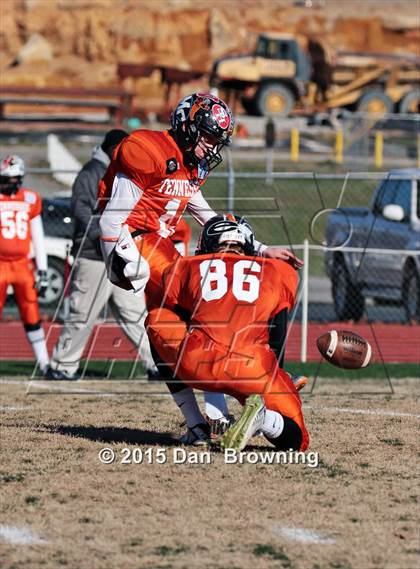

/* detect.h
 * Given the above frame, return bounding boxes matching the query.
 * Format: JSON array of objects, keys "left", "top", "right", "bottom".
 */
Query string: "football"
[{"left": 316, "top": 330, "right": 372, "bottom": 369}]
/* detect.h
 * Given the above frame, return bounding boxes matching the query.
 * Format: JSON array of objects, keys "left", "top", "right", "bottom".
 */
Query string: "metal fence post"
[
  {"left": 300, "top": 239, "right": 309, "bottom": 363},
  {"left": 226, "top": 148, "right": 235, "bottom": 213}
]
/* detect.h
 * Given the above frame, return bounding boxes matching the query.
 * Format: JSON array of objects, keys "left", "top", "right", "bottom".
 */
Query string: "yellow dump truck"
[{"left": 210, "top": 32, "right": 420, "bottom": 116}]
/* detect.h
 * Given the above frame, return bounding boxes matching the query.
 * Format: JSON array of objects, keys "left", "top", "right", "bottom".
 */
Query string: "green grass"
[
  {"left": 199, "top": 162, "right": 378, "bottom": 276},
  {"left": 0, "top": 360, "right": 417, "bottom": 380}
]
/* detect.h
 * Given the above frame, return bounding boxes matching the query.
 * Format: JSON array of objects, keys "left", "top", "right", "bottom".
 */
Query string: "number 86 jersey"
[
  {"left": 0, "top": 188, "right": 41, "bottom": 261},
  {"left": 162, "top": 253, "right": 298, "bottom": 350}
]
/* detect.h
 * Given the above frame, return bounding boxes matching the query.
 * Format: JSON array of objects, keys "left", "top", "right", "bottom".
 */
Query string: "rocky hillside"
[{"left": 1, "top": 0, "right": 419, "bottom": 108}]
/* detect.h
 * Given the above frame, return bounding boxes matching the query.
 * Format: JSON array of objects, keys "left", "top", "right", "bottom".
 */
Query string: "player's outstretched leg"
[{"left": 221, "top": 394, "right": 265, "bottom": 452}]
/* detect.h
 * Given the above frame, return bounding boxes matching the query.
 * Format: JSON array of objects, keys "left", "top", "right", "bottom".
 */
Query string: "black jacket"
[{"left": 71, "top": 145, "right": 109, "bottom": 260}]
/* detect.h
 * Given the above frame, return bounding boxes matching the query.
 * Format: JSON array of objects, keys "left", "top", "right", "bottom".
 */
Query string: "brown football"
[{"left": 316, "top": 330, "right": 372, "bottom": 369}]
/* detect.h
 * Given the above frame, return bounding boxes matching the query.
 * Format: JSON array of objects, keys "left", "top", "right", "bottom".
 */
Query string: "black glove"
[{"left": 34, "top": 270, "right": 49, "bottom": 295}]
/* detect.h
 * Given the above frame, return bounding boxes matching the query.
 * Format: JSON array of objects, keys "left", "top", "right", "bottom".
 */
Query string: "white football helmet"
[{"left": 0, "top": 155, "right": 25, "bottom": 194}]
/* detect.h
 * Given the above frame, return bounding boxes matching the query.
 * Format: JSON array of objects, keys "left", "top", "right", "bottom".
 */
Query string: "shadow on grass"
[
  {"left": 41, "top": 424, "right": 275, "bottom": 452},
  {"left": 42, "top": 424, "right": 178, "bottom": 446}
]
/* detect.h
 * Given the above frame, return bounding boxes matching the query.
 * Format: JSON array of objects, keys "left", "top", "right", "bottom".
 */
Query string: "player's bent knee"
[{"left": 265, "top": 416, "right": 306, "bottom": 451}]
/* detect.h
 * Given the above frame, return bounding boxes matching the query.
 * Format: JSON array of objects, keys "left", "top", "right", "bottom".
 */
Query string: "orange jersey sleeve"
[{"left": 0, "top": 188, "right": 41, "bottom": 261}]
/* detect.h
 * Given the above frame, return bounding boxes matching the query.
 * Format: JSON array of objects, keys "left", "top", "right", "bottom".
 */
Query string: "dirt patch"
[{"left": 0, "top": 379, "right": 419, "bottom": 569}]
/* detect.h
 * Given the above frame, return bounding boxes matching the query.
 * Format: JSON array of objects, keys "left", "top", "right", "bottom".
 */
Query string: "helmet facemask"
[
  {"left": 0, "top": 155, "right": 25, "bottom": 195},
  {"left": 0, "top": 175, "right": 22, "bottom": 195}
]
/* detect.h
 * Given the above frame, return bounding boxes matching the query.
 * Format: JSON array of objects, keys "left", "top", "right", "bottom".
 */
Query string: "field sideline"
[{"left": 1, "top": 376, "right": 419, "bottom": 569}]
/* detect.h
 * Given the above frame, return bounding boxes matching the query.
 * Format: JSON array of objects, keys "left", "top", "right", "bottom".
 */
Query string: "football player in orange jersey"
[
  {"left": 98, "top": 92, "right": 303, "bottom": 439},
  {"left": 146, "top": 215, "right": 309, "bottom": 452},
  {"left": 0, "top": 155, "right": 49, "bottom": 372}
]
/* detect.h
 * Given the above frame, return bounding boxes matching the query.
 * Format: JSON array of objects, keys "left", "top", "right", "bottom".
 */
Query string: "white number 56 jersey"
[{"left": 0, "top": 188, "right": 41, "bottom": 261}]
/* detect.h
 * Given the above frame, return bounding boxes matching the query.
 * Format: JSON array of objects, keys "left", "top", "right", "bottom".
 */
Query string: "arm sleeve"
[
  {"left": 253, "top": 238, "right": 268, "bottom": 255},
  {"left": 186, "top": 191, "right": 217, "bottom": 226},
  {"left": 71, "top": 169, "right": 101, "bottom": 242},
  {"left": 99, "top": 174, "right": 142, "bottom": 244},
  {"left": 30, "top": 215, "right": 48, "bottom": 272}
]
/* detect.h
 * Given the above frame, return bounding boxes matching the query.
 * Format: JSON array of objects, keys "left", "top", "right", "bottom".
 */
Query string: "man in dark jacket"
[{"left": 46, "top": 130, "right": 158, "bottom": 380}]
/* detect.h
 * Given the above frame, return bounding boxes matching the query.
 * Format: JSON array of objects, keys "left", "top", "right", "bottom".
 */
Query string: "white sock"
[
  {"left": 204, "top": 391, "right": 229, "bottom": 420},
  {"left": 261, "top": 409, "right": 284, "bottom": 439},
  {"left": 26, "top": 327, "right": 49, "bottom": 373},
  {"left": 172, "top": 387, "right": 205, "bottom": 428}
]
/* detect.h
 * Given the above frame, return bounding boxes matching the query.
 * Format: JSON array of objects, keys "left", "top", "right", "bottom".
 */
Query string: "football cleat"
[
  {"left": 204, "top": 414, "right": 235, "bottom": 440},
  {"left": 178, "top": 422, "right": 211, "bottom": 446},
  {"left": 146, "top": 368, "right": 161, "bottom": 381},
  {"left": 221, "top": 394, "right": 265, "bottom": 452},
  {"left": 44, "top": 366, "right": 79, "bottom": 381},
  {"left": 291, "top": 374, "right": 308, "bottom": 392}
]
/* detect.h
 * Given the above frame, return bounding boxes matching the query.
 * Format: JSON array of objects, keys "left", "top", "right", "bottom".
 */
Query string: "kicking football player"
[
  {"left": 98, "top": 92, "right": 302, "bottom": 439},
  {"left": 0, "top": 155, "right": 49, "bottom": 372},
  {"left": 146, "top": 215, "right": 309, "bottom": 452}
]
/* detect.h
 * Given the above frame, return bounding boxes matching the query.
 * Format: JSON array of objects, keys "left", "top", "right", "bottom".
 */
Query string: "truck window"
[
  {"left": 279, "top": 42, "right": 290, "bottom": 59},
  {"left": 391, "top": 179, "right": 411, "bottom": 221},
  {"left": 373, "top": 179, "right": 410, "bottom": 219},
  {"left": 255, "top": 37, "right": 267, "bottom": 58},
  {"left": 372, "top": 179, "right": 397, "bottom": 214},
  {"left": 267, "top": 40, "right": 278, "bottom": 59}
]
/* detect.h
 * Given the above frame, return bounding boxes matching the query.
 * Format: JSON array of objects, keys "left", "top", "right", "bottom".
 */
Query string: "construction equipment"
[{"left": 210, "top": 33, "right": 420, "bottom": 117}]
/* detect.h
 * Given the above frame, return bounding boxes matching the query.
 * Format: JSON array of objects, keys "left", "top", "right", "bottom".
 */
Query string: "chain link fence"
[{"left": 2, "top": 166, "right": 419, "bottom": 363}]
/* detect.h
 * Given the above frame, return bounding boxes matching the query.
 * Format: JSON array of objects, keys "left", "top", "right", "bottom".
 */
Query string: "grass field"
[
  {"left": 195, "top": 164, "right": 379, "bottom": 276},
  {"left": 1, "top": 374, "right": 419, "bottom": 569}
]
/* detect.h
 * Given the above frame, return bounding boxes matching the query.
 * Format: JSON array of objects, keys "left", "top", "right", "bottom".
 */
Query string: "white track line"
[
  {"left": 0, "top": 525, "right": 48, "bottom": 545},
  {"left": 274, "top": 526, "right": 336, "bottom": 545},
  {"left": 0, "top": 406, "right": 28, "bottom": 411},
  {"left": 29, "top": 382, "right": 115, "bottom": 396},
  {"left": 304, "top": 404, "right": 420, "bottom": 419},
  {"left": 0, "top": 379, "right": 30, "bottom": 385}
]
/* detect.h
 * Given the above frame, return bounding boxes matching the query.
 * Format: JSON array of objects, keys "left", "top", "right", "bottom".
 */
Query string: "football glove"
[{"left": 34, "top": 270, "right": 49, "bottom": 295}]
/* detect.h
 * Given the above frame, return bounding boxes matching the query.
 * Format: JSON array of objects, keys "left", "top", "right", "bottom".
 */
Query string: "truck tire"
[
  {"left": 254, "top": 83, "right": 295, "bottom": 117},
  {"left": 402, "top": 263, "right": 420, "bottom": 323},
  {"left": 38, "top": 257, "right": 65, "bottom": 308},
  {"left": 356, "top": 91, "right": 393, "bottom": 115},
  {"left": 332, "top": 258, "right": 365, "bottom": 321},
  {"left": 399, "top": 90, "right": 420, "bottom": 114}
]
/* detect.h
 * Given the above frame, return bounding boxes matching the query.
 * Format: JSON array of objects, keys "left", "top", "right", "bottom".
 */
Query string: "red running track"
[{"left": 0, "top": 321, "right": 419, "bottom": 363}]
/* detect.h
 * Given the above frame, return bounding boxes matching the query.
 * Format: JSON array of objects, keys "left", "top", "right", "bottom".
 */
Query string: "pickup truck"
[{"left": 324, "top": 168, "right": 420, "bottom": 322}]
